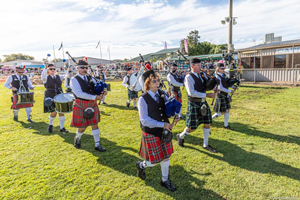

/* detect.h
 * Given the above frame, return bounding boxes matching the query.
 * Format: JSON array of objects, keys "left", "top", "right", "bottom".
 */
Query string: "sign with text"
[{"left": 276, "top": 47, "right": 300, "bottom": 54}]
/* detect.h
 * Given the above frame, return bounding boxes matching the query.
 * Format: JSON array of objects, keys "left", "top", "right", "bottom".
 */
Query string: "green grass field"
[{"left": 0, "top": 82, "right": 299, "bottom": 200}]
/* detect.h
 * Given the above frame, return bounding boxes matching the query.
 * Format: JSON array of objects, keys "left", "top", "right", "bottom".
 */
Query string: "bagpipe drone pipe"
[{"left": 65, "top": 51, "right": 107, "bottom": 95}]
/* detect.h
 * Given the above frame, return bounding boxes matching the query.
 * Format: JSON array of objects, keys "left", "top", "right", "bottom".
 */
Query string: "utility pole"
[{"left": 228, "top": 0, "right": 233, "bottom": 53}]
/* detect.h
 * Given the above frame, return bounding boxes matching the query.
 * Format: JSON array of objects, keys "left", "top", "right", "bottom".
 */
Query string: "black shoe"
[
  {"left": 224, "top": 125, "right": 234, "bottom": 130},
  {"left": 13, "top": 116, "right": 18, "bottom": 121},
  {"left": 27, "top": 118, "right": 34, "bottom": 123},
  {"left": 176, "top": 134, "right": 184, "bottom": 147},
  {"left": 60, "top": 128, "right": 69, "bottom": 133},
  {"left": 135, "top": 161, "right": 146, "bottom": 180},
  {"left": 133, "top": 106, "right": 138, "bottom": 110},
  {"left": 102, "top": 102, "right": 107, "bottom": 105},
  {"left": 48, "top": 125, "right": 53, "bottom": 133},
  {"left": 74, "top": 137, "right": 81, "bottom": 149},
  {"left": 161, "top": 179, "right": 176, "bottom": 192},
  {"left": 95, "top": 145, "right": 106, "bottom": 152},
  {"left": 203, "top": 145, "right": 217, "bottom": 153},
  {"left": 126, "top": 102, "right": 130, "bottom": 108}
]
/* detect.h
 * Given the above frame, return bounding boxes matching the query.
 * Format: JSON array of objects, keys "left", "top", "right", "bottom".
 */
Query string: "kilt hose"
[
  {"left": 213, "top": 94, "right": 231, "bottom": 113},
  {"left": 128, "top": 89, "right": 138, "bottom": 101},
  {"left": 185, "top": 100, "right": 212, "bottom": 130},
  {"left": 139, "top": 132, "right": 173, "bottom": 164},
  {"left": 11, "top": 93, "right": 33, "bottom": 110},
  {"left": 71, "top": 99, "right": 100, "bottom": 128}
]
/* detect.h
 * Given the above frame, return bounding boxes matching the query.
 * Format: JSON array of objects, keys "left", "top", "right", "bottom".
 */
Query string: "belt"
[
  {"left": 188, "top": 97, "right": 206, "bottom": 103},
  {"left": 220, "top": 91, "right": 228, "bottom": 95}
]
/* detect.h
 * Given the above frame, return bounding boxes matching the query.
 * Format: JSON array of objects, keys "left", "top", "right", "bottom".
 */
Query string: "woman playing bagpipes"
[{"left": 135, "top": 70, "right": 180, "bottom": 192}]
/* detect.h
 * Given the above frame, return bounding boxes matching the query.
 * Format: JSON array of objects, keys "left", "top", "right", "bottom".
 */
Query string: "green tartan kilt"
[
  {"left": 214, "top": 94, "right": 231, "bottom": 113},
  {"left": 185, "top": 100, "right": 212, "bottom": 129},
  {"left": 127, "top": 90, "right": 138, "bottom": 101}
]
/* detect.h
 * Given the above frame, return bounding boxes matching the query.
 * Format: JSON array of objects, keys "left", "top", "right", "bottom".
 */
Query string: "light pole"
[{"left": 221, "top": 0, "right": 237, "bottom": 53}]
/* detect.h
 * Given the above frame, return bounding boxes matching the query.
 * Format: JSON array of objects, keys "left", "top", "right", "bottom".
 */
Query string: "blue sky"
[{"left": 0, "top": 0, "right": 299, "bottom": 61}]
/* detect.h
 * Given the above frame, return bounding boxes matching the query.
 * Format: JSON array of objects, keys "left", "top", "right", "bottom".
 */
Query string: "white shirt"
[
  {"left": 217, "top": 72, "right": 232, "bottom": 93},
  {"left": 122, "top": 75, "right": 129, "bottom": 88},
  {"left": 139, "top": 75, "right": 144, "bottom": 92},
  {"left": 41, "top": 69, "right": 65, "bottom": 84},
  {"left": 70, "top": 75, "right": 97, "bottom": 100},
  {"left": 184, "top": 72, "right": 207, "bottom": 98},
  {"left": 138, "top": 90, "right": 166, "bottom": 128},
  {"left": 4, "top": 74, "right": 34, "bottom": 90},
  {"left": 167, "top": 73, "right": 183, "bottom": 87}
]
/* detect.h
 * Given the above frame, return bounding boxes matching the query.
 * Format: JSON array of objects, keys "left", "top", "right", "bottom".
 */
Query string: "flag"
[
  {"left": 184, "top": 38, "right": 189, "bottom": 54},
  {"left": 58, "top": 42, "right": 63, "bottom": 51},
  {"left": 164, "top": 41, "right": 167, "bottom": 49},
  {"left": 96, "top": 40, "right": 100, "bottom": 49}
]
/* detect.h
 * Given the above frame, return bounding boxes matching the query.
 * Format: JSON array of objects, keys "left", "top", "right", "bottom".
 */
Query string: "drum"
[
  {"left": 17, "top": 92, "right": 35, "bottom": 104},
  {"left": 106, "top": 83, "right": 111, "bottom": 91},
  {"left": 129, "top": 73, "right": 142, "bottom": 92},
  {"left": 53, "top": 93, "right": 75, "bottom": 113}
]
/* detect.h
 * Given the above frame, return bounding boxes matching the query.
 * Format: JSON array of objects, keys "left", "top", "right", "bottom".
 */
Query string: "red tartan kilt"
[
  {"left": 139, "top": 132, "right": 173, "bottom": 164},
  {"left": 173, "top": 92, "right": 182, "bottom": 103},
  {"left": 11, "top": 93, "right": 33, "bottom": 109},
  {"left": 71, "top": 99, "right": 100, "bottom": 128}
]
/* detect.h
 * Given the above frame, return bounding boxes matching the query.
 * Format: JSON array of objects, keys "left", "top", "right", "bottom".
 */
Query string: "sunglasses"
[
  {"left": 80, "top": 67, "right": 88, "bottom": 69},
  {"left": 49, "top": 68, "right": 56, "bottom": 71},
  {"left": 151, "top": 79, "right": 160, "bottom": 83},
  {"left": 17, "top": 71, "right": 24, "bottom": 73}
]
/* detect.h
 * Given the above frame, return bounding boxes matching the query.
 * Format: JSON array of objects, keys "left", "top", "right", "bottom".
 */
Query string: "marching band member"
[
  {"left": 176, "top": 58, "right": 217, "bottom": 153},
  {"left": 212, "top": 63, "right": 235, "bottom": 130},
  {"left": 138, "top": 62, "right": 152, "bottom": 93},
  {"left": 122, "top": 67, "right": 138, "bottom": 109},
  {"left": 97, "top": 67, "right": 107, "bottom": 105},
  {"left": 70, "top": 59, "right": 107, "bottom": 152},
  {"left": 135, "top": 70, "right": 180, "bottom": 192},
  {"left": 65, "top": 70, "right": 73, "bottom": 93},
  {"left": 167, "top": 63, "right": 184, "bottom": 102},
  {"left": 41, "top": 64, "right": 69, "bottom": 133},
  {"left": 4, "top": 66, "right": 34, "bottom": 122}
]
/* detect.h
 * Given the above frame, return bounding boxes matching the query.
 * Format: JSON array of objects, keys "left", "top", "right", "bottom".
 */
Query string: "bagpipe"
[
  {"left": 128, "top": 53, "right": 146, "bottom": 91},
  {"left": 160, "top": 89, "right": 182, "bottom": 143},
  {"left": 65, "top": 51, "right": 107, "bottom": 95}
]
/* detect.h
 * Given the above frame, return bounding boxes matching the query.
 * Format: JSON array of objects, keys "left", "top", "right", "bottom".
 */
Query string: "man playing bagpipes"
[
  {"left": 135, "top": 69, "right": 181, "bottom": 192},
  {"left": 122, "top": 67, "right": 140, "bottom": 109},
  {"left": 138, "top": 61, "right": 152, "bottom": 93},
  {"left": 65, "top": 69, "right": 73, "bottom": 93},
  {"left": 212, "top": 63, "right": 237, "bottom": 130},
  {"left": 176, "top": 58, "right": 217, "bottom": 153},
  {"left": 167, "top": 63, "right": 184, "bottom": 102},
  {"left": 42, "top": 64, "right": 69, "bottom": 133},
  {"left": 4, "top": 66, "right": 34, "bottom": 122},
  {"left": 70, "top": 59, "right": 107, "bottom": 152}
]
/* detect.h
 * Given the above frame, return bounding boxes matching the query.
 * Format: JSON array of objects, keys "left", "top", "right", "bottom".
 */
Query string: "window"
[{"left": 274, "top": 55, "right": 286, "bottom": 68}]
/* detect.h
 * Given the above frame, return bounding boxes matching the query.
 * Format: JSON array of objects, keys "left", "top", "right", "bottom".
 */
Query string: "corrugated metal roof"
[
  {"left": 129, "top": 47, "right": 180, "bottom": 62},
  {"left": 0, "top": 60, "right": 43, "bottom": 66},
  {"left": 238, "top": 39, "right": 300, "bottom": 51}
]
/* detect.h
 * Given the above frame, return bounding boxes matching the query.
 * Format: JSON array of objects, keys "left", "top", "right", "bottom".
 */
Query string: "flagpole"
[
  {"left": 108, "top": 45, "right": 111, "bottom": 64},
  {"left": 61, "top": 42, "right": 65, "bottom": 67},
  {"left": 53, "top": 45, "right": 56, "bottom": 66},
  {"left": 99, "top": 41, "right": 103, "bottom": 66}
]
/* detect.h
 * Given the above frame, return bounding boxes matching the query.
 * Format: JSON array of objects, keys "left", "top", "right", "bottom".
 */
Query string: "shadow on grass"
[
  {"left": 106, "top": 103, "right": 138, "bottom": 111},
  {"left": 213, "top": 121, "right": 300, "bottom": 146},
  {"left": 241, "top": 85, "right": 288, "bottom": 90},
  {"left": 21, "top": 121, "right": 225, "bottom": 199},
  {"left": 182, "top": 133, "right": 300, "bottom": 182}
]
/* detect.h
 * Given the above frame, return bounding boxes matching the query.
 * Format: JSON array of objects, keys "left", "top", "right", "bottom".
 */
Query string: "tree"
[
  {"left": 3, "top": 53, "right": 34, "bottom": 62},
  {"left": 51, "top": 58, "right": 62, "bottom": 63},
  {"left": 0, "top": 58, "right": 2, "bottom": 63},
  {"left": 187, "top": 30, "right": 201, "bottom": 47}
]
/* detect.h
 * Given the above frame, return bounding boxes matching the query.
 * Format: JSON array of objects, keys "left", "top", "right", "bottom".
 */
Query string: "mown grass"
[{"left": 0, "top": 82, "right": 299, "bottom": 200}]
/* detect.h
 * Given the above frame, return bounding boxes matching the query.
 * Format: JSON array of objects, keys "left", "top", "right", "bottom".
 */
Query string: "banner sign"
[{"left": 276, "top": 47, "right": 300, "bottom": 54}]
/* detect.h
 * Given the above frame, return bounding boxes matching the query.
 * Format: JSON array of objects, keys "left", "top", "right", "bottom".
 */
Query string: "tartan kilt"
[
  {"left": 185, "top": 100, "right": 212, "bottom": 129},
  {"left": 71, "top": 99, "right": 100, "bottom": 128},
  {"left": 173, "top": 92, "right": 182, "bottom": 103},
  {"left": 139, "top": 132, "right": 173, "bottom": 164},
  {"left": 11, "top": 93, "right": 33, "bottom": 109},
  {"left": 128, "top": 90, "right": 138, "bottom": 101},
  {"left": 214, "top": 94, "right": 231, "bottom": 113}
]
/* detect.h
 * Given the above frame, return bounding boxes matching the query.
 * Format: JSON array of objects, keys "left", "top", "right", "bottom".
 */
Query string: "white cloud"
[{"left": 0, "top": 0, "right": 299, "bottom": 62}]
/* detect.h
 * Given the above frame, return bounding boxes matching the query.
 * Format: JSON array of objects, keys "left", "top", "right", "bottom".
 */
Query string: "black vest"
[
  {"left": 189, "top": 72, "right": 205, "bottom": 94},
  {"left": 217, "top": 74, "right": 228, "bottom": 89},
  {"left": 44, "top": 75, "right": 62, "bottom": 98},
  {"left": 168, "top": 73, "right": 181, "bottom": 93},
  {"left": 126, "top": 73, "right": 138, "bottom": 85},
  {"left": 74, "top": 75, "right": 96, "bottom": 99},
  {"left": 140, "top": 90, "right": 169, "bottom": 137},
  {"left": 11, "top": 75, "right": 29, "bottom": 93}
]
